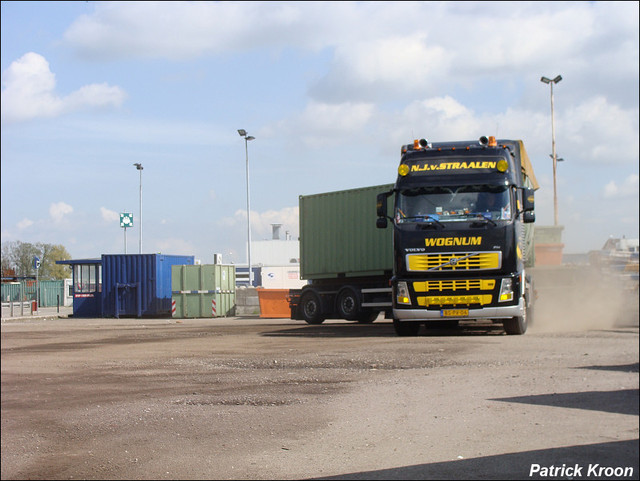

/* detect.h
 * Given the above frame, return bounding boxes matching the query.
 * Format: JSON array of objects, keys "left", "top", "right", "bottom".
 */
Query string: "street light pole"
[
  {"left": 133, "top": 163, "right": 143, "bottom": 253},
  {"left": 540, "top": 75, "right": 562, "bottom": 226},
  {"left": 237, "top": 129, "right": 255, "bottom": 286}
]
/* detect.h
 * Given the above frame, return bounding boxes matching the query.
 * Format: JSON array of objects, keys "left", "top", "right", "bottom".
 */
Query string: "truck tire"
[
  {"left": 336, "top": 287, "right": 361, "bottom": 320},
  {"left": 357, "top": 311, "right": 379, "bottom": 324},
  {"left": 300, "top": 290, "right": 325, "bottom": 325},
  {"left": 503, "top": 297, "right": 528, "bottom": 335},
  {"left": 393, "top": 319, "right": 420, "bottom": 336},
  {"left": 525, "top": 275, "right": 535, "bottom": 327},
  {"left": 503, "top": 315, "right": 526, "bottom": 335}
]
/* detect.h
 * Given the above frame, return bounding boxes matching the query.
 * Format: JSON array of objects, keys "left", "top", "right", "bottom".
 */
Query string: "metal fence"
[{"left": 1, "top": 279, "right": 71, "bottom": 307}]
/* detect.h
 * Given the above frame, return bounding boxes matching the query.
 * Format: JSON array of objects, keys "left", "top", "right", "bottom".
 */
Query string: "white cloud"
[
  {"left": 222, "top": 206, "right": 299, "bottom": 240},
  {"left": 1, "top": 52, "right": 125, "bottom": 124},
  {"left": 17, "top": 218, "right": 34, "bottom": 230},
  {"left": 63, "top": 1, "right": 329, "bottom": 60},
  {"left": 603, "top": 174, "right": 640, "bottom": 199},
  {"left": 312, "top": 33, "right": 449, "bottom": 102},
  {"left": 398, "top": 96, "right": 479, "bottom": 139},
  {"left": 49, "top": 202, "right": 73, "bottom": 223},
  {"left": 561, "top": 96, "right": 639, "bottom": 165},
  {"left": 152, "top": 237, "right": 197, "bottom": 256},
  {"left": 100, "top": 207, "right": 120, "bottom": 223},
  {"left": 266, "top": 101, "right": 375, "bottom": 147},
  {"left": 251, "top": 206, "right": 299, "bottom": 240}
]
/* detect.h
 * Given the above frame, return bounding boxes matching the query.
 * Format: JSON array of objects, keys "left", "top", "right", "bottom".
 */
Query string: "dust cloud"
[{"left": 529, "top": 265, "right": 639, "bottom": 333}]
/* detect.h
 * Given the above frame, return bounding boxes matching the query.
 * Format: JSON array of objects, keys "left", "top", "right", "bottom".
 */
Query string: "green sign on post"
[
  {"left": 120, "top": 213, "right": 133, "bottom": 253},
  {"left": 120, "top": 213, "right": 134, "bottom": 228}
]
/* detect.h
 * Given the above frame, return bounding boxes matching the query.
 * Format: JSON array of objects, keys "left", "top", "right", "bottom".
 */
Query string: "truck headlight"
[
  {"left": 498, "top": 278, "right": 514, "bottom": 302},
  {"left": 396, "top": 281, "right": 412, "bottom": 305}
]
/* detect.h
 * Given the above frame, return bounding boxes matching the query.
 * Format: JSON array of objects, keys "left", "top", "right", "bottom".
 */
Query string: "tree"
[
  {"left": 38, "top": 243, "right": 72, "bottom": 280},
  {"left": 1, "top": 241, "right": 72, "bottom": 280}
]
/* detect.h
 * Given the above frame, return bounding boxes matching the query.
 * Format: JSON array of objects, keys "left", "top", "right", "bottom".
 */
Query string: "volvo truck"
[
  {"left": 290, "top": 136, "right": 537, "bottom": 335},
  {"left": 377, "top": 136, "right": 537, "bottom": 335}
]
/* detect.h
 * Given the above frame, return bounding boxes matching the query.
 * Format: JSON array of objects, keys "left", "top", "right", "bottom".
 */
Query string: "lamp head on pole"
[
  {"left": 540, "top": 75, "right": 562, "bottom": 85},
  {"left": 238, "top": 129, "right": 255, "bottom": 142},
  {"left": 133, "top": 162, "right": 143, "bottom": 170}
]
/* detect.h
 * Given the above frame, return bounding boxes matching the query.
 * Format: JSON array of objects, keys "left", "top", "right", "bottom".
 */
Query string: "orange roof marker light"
[{"left": 479, "top": 135, "right": 498, "bottom": 147}]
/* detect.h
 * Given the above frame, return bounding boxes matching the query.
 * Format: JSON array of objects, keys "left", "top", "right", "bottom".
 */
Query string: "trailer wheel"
[
  {"left": 393, "top": 319, "right": 420, "bottom": 336},
  {"left": 300, "top": 290, "right": 325, "bottom": 325},
  {"left": 336, "top": 287, "right": 361, "bottom": 320}
]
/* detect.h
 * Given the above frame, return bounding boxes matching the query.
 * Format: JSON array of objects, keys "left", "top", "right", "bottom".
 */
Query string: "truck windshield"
[{"left": 396, "top": 185, "right": 511, "bottom": 224}]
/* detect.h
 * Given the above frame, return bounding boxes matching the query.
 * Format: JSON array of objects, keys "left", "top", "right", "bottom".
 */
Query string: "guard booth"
[
  {"left": 56, "top": 258, "right": 102, "bottom": 317},
  {"left": 58, "top": 254, "right": 194, "bottom": 318}
]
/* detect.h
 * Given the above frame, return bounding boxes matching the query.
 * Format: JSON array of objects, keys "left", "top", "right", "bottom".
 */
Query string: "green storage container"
[
  {"left": 171, "top": 264, "right": 236, "bottom": 318},
  {"left": 299, "top": 184, "right": 395, "bottom": 280}
]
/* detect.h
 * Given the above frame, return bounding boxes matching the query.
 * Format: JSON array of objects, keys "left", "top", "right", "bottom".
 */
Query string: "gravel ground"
[{"left": 2, "top": 297, "right": 638, "bottom": 480}]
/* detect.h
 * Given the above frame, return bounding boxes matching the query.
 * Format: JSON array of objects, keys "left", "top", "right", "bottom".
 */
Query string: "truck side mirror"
[
  {"left": 522, "top": 188, "right": 535, "bottom": 212},
  {"left": 521, "top": 188, "right": 535, "bottom": 223},
  {"left": 376, "top": 192, "right": 389, "bottom": 218},
  {"left": 376, "top": 190, "right": 393, "bottom": 229}
]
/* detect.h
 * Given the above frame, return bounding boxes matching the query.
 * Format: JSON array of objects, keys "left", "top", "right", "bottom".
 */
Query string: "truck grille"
[
  {"left": 417, "top": 294, "right": 493, "bottom": 306},
  {"left": 406, "top": 252, "right": 501, "bottom": 272},
  {"left": 413, "top": 279, "right": 496, "bottom": 292}
]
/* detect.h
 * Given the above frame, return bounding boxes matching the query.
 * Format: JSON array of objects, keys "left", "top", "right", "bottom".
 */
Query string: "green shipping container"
[
  {"left": 299, "top": 184, "right": 395, "bottom": 280},
  {"left": 171, "top": 264, "right": 236, "bottom": 318}
]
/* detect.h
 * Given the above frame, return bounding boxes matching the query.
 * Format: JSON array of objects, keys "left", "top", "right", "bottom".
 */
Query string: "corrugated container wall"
[
  {"left": 299, "top": 184, "right": 394, "bottom": 280},
  {"left": 101, "top": 254, "right": 194, "bottom": 318},
  {"left": 171, "top": 264, "right": 236, "bottom": 318}
]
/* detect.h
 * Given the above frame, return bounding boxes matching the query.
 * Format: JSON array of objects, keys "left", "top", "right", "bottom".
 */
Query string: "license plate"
[{"left": 441, "top": 309, "right": 469, "bottom": 317}]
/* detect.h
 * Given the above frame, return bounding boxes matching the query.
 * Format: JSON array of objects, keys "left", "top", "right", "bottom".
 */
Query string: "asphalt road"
[{"left": 1, "top": 297, "right": 638, "bottom": 480}]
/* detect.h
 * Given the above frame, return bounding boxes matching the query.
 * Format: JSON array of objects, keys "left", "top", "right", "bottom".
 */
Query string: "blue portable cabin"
[
  {"left": 57, "top": 254, "right": 194, "bottom": 318},
  {"left": 56, "top": 258, "right": 102, "bottom": 318}
]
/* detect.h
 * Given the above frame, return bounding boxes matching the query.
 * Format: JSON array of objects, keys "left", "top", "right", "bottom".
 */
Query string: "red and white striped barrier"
[
  {"left": 212, "top": 299, "right": 217, "bottom": 317},
  {"left": 171, "top": 299, "right": 176, "bottom": 317}
]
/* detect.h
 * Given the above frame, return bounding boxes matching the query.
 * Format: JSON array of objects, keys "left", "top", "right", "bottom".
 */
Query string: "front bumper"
[{"left": 394, "top": 296, "right": 524, "bottom": 321}]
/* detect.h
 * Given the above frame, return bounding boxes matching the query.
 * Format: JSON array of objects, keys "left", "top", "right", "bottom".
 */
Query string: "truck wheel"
[
  {"left": 393, "top": 319, "right": 420, "bottom": 336},
  {"left": 300, "top": 291, "right": 325, "bottom": 325},
  {"left": 336, "top": 287, "right": 360, "bottom": 320},
  {"left": 503, "top": 298, "right": 528, "bottom": 335},
  {"left": 525, "top": 275, "right": 535, "bottom": 327},
  {"left": 357, "top": 311, "right": 379, "bottom": 324}
]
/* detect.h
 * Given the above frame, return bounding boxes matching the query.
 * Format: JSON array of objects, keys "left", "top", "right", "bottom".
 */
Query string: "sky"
[{"left": 1, "top": 1, "right": 638, "bottom": 265}]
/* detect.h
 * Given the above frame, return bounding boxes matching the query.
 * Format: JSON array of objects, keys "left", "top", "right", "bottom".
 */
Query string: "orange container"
[
  {"left": 257, "top": 288, "right": 291, "bottom": 318},
  {"left": 535, "top": 243, "right": 564, "bottom": 266}
]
